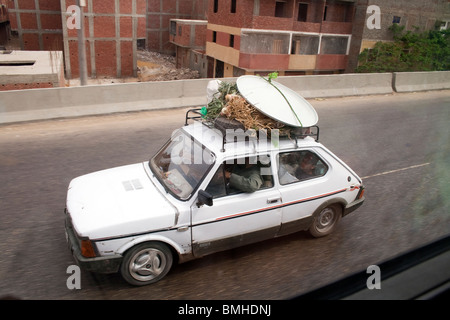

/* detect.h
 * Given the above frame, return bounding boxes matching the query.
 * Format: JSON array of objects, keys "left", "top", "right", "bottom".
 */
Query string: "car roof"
[{"left": 181, "top": 122, "right": 322, "bottom": 158}]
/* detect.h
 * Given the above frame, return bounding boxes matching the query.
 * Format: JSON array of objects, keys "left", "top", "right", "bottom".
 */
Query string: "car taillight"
[
  {"left": 357, "top": 186, "right": 365, "bottom": 200},
  {"left": 80, "top": 239, "right": 97, "bottom": 258}
]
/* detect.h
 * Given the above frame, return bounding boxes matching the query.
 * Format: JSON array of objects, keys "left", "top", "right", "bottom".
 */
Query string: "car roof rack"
[
  {"left": 185, "top": 108, "right": 319, "bottom": 152},
  {"left": 185, "top": 108, "right": 205, "bottom": 125}
]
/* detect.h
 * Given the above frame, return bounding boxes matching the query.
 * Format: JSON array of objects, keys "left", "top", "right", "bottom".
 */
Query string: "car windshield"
[{"left": 150, "top": 130, "right": 215, "bottom": 200}]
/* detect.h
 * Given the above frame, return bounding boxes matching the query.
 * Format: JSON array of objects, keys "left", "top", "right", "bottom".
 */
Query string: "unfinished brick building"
[
  {"left": 169, "top": 18, "right": 210, "bottom": 77},
  {"left": 204, "top": 0, "right": 355, "bottom": 77},
  {"left": 60, "top": 0, "right": 147, "bottom": 78},
  {"left": 347, "top": 0, "right": 450, "bottom": 72},
  {"left": 6, "top": 0, "right": 63, "bottom": 51},
  {"left": 148, "top": 0, "right": 208, "bottom": 54},
  {"left": 5, "top": 0, "right": 450, "bottom": 79},
  {"left": 6, "top": 0, "right": 207, "bottom": 78},
  {"left": 170, "top": 0, "right": 450, "bottom": 77}
]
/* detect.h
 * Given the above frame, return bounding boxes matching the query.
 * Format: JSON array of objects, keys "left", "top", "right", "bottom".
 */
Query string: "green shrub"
[{"left": 356, "top": 25, "right": 450, "bottom": 73}]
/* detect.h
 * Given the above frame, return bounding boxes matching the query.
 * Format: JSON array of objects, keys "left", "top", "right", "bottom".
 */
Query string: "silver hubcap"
[
  {"left": 129, "top": 248, "right": 167, "bottom": 282},
  {"left": 316, "top": 207, "right": 335, "bottom": 231}
]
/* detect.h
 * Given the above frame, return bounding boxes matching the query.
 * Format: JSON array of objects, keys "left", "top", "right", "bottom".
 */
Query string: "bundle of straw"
[{"left": 220, "top": 94, "right": 285, "bottom": 131}]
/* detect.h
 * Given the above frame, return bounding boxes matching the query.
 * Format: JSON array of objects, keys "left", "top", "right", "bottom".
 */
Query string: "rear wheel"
[
  {"left": 309, "top": 204, "right": 342, "bottom": 237},
  {"left": 120, "top": 242, "right": 173, "bottom": 286}
]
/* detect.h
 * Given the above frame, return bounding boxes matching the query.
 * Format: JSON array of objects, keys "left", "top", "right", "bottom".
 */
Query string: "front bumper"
[
  {"left": 343, "top": 197, "right": 365, "bottom": 217},
  {"left": 65, "top": 216, "right": 122, "bottom": 274}
]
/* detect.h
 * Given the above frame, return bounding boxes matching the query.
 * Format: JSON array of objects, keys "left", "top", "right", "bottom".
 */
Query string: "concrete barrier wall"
[
  {"left": 0, "top": 71, "right": 448, "bottom": 124},
  {"left": 276, "top": 73, "right": 393, "bottom": 98},
  {"left": 393, "top": 71, "right": 450, "bottom": 93},
  {"left": 0, "top": 78, "right": 212, "bottom": 124}
]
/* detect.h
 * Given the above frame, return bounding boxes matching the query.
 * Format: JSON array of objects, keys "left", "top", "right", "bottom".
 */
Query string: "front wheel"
[
  {"left": 309, "top": 204, "right": 342, "bottom": 238},
  {"left": 120, "top": 242, "right": 173, "bottom": 286}
]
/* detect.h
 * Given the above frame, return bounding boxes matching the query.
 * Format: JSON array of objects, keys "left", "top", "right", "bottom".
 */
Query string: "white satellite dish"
[{"left": 236, "top": 75, "right": 318, "bottom": 127}]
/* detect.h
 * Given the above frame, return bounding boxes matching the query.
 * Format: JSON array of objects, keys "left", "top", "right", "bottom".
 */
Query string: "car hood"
[{"left": 66, "top": 162, "right": 178, "bottom": 240}]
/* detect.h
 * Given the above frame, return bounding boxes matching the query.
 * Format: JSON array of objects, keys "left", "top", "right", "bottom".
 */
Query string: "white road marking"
[{"left": 361, "top": 163, "right": 431, "bottom": 180}]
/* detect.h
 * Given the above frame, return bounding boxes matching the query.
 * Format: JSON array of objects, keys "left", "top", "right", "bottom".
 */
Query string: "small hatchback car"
[{"left": 65, "top": 111, "right": 365, "bottom": 286}]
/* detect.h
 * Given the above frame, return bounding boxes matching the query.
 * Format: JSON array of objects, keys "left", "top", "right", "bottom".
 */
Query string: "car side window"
[
  {"left": 205, "top": 163, "right": 227, "bottom": 198},
  {"left": 277, "top": 150, "right": 328, "bottom": 185},
  {"left": 205, "top": 155, "right": 273, "bottom": 198}
]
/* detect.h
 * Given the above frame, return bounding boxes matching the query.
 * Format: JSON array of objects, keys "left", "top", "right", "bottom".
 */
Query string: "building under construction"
[
  {"left": 171, "top": 0, "right": 450, "bottom": 77},
  {"left": 4, "top": 0, "right": 207, "bottom": 78},
  {"left": 2, "top": 0, "right": 450, "bottom": 79}
]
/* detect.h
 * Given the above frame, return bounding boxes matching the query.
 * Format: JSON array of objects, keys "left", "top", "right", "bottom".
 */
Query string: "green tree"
[{"left": 356, "top": 24, "right": 450, "bottom": 73}]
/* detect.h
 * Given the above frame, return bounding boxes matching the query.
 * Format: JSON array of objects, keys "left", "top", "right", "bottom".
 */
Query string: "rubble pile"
[{"left": 137, "top": 50, "right": 200, "bottom": 82}]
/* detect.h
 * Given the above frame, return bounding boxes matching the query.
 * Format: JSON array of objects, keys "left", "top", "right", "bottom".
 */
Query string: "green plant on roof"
[
  {"left": 204, "top": 81, "right": 239, "bottom": 120},
  {"left": 267, "top": 71, "right": 278, "bottom": 83}
]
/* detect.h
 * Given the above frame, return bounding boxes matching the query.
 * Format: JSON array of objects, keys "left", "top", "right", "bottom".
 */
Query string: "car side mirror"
[{"left": 197, "top": 190, "right": 213, "bottom": 207}]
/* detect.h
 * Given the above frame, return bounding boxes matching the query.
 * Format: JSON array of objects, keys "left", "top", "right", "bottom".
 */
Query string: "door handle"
[{"left": 267, "top": 197, "right": 281, "bottom": 204}]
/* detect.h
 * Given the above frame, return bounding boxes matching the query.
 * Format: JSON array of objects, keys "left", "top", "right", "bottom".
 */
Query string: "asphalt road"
[{"left": 0, "top": 90, "right": 449, "bottom": 300}]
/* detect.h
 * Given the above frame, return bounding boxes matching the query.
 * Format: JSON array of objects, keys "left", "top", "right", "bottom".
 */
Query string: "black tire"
[
  {"left": 120, "top": 242, "right": 173, "bottom": 286},
  {"left": 309, "top": 204, "right": 342, "bottom": 238}
]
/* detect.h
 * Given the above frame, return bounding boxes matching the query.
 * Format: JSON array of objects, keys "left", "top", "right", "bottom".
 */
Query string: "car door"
[
  {"left": 191, "top": 155, "right": 282, "bottom": 257},
  {"left": 276, "top": 149, "right": 336, "bottom": 236}
]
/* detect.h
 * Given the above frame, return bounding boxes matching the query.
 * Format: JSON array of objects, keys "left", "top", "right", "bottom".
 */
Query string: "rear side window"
[{"left": 277, "top": 150, "right": 328, "bottom": 185}]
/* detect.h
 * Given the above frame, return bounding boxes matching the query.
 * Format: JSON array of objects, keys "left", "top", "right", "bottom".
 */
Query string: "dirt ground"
[{"left": 66, "top": 49, "right": 200, "bottom": 87}]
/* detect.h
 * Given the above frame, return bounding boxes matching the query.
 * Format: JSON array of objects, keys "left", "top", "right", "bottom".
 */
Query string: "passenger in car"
[
  {"left": 225, "top": 158, "right": 264, "bottom": 193},
  {"left": 278, "top": 153, "right": 300, "bottom": 184},
  {"left": 278, "top": 165, "right": 297, "bottom": 184},
  {"left": 295, "top": 152, "right": 318, "bottom": 180}
]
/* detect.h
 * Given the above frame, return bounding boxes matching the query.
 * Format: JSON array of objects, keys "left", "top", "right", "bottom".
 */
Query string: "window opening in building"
[
  {"left": 231, "top": 0, "right": 237, "bottom": 13},
  {"left": 241, "top": 32, "right": 290, "bottom": 54},
  {"left": 291, "top": 35, "right": 319, "bottom": 54},
  {"left": 0, "top": 61, "right": 35, "bottom": 66},
  {"left": 137, "top": 38, "right": 146, "bottom": 49},
  {"left": 229, "top": 34, "right": 235, "bottom": 48},
  {"left": 323, "top": 5, "right": 328, "bottom": 21},
  {"left": 215, "top": 60, "right": 224, "bottom": 78},
  {"left": 275, "top": 1, "right": 287, "bottom": 18},
  {"left": 298, "top": 3, "right": 308, "bottom": 22},
  {"left": 343, "top": 3, "right": 352, "bottom": 22},
  {"left": 212, "top": 31, "right": 217, "bottom": 43},
  {"left": 214, "top": 0, "right": 218, "bottom": 13},
  {"left": 393, "top": 16, "right": 401, "bottom": 24},
  {"left": 320, "top": 36, "right": 349, "bottom": 55},
  {"left": 170, "top": 21, "right": 176, "bottom": 36}
]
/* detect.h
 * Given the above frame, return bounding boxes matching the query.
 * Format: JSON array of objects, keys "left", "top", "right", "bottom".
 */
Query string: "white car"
[{"left": 65, "top": 110, "right": 365, "bottom": 286}]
